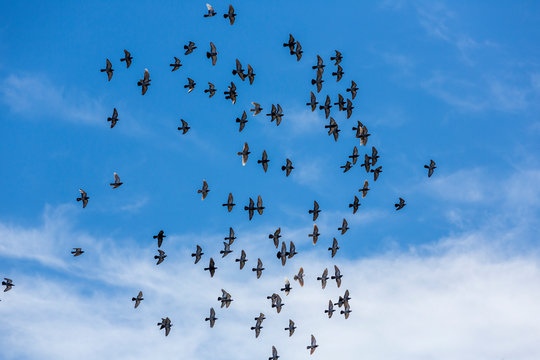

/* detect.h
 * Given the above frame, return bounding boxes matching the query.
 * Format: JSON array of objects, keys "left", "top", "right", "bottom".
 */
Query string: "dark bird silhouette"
[
  {"left": 252, "top": 258, "right": 264, "bottom": 279},
  {"left": 395, "top": 197, "right": 406, "bottom": 210},
  {"left": 246, "top": 64, "right": 256, "bottom": 84},
  {"left": 309, "top": 224, "right": 320, "bottom": 244},
  {"left": 224, "top": 227, "right": 236, "bottom": 245},
  {"left": 325, "top": 300, "right": 335, "bottom": 318},
  {"left": 287, "top": 241, "right": 298, "bottom": 258},
  {"left": 281, "top": 158, "right": 294, "bottom": 176},
  {"left": 341, "top": 161, "right": 352, "bottom": 173},
  {"left": 250, "top": 102, "right": 262, "bottom": 115},
  {"left": 311, "top": 74, "right": 324, "bottom": 93},
  {"left": 251, "top": 320, "right": 263, "bottom": 338},
  {"left": 336, "top": 289, "right": 351, "bottom": 307},
  {"left": 220, "top": 242, "right": 232, "bottom": 257},
  {"left": 154, "top": 249, "right": 167, "bottom": 265},
  {"left": 359, "top": 125, "right": 371, "bottom": 146},
  {"left": 341, "top": 303, "right": 352, "bottom": 319},
  {"left": 266, "top": 104, "right": 284, "bottom": 125},
  {"left": 328, "top": 238, "right": 339, "bottom": 258},
  {"left": 224, "top": 81, "right": 237, "bottom": 104},
  {"left": 223, "top": 4, "right": 236, "bottom": 25},
  {"left": 235, "top": 249, "right": 247, "bottom": 269},
  {"left": 325, "top": 117, "right": 340, "bottom": 141},
  {"left": 191, "top": 245, "right": 204, "bottom": 264},
  {"left": 283, "top": 34, "right": 296, "bottom": 52},
  {"left": 255, "top": 313, "right": 266, "bottom": 324},
  {"left": 238, "top": 142, "right": 250, "bottom": 166},
  {"left": 349, "top": 146, "right": 359, "bottom": 165},
  {"left": 338, "top": 218, "right": 349, "bottom": 235},
  {"left": 204, "top": 82, "right": 216, "bottom": 97},
  {"left": 307, "top": 91, "right": 318, "bottom": 111},
  {"left": 352, "top": 121, "right": 364, "bottom": 138},
  {"left": 177, "top": 119, "right": 190, "bottom": 134},
  {"left": 120, "top": 50, "right": 132, "bottom": 68},
  {"left": 137, "top": 68, "right": 151, "bottom": 95},
  {"left": 269, "top": 228, "right": 281, "bottom": 248},
  {"left": 110, "top": 172, "right": 123, "bottom": 189},
  {"left": 100, "top": 59, "right": 113, "bottom": 81},
  {"left": 207, "top": 42, "right": 218, "bottom": 66},
  {"left": 349, "top": 196, "right": 360, "bottom": 214},
  {"left": 71, "top": 248, "right": 84, "bottom": 256},
  {"left": 331, "top": 50, "right": 343, "bottom": 65},
  {"left": 277, "top": 241, "right": 287, "bottom": 266},
  {"left": 2, "top": 278, "right": 13, "bottom": 292},
  {"left": 184, "top": 77, "right": 196, "bottom": 93},
  {"left": 312, "top": 55, "right": 325, "bottom": 72},
  {"left": 359, "top": 180, "right": 370, "bottom": 198},
  {"left": 184, "top": 41, "right": 197, "bottom": 55},
  {"left": 205, "top": 307, "right": 217, "bottom": 328},
  {"left": 204, "top": 257, "right": 217, "bottom": 277},
  {"left": 425, "top": 160, "right": 436, "bottom": 177},
  {"left": 371, "top": 166, "right": 382, "bottom": 181},
  {"left": 153, "top": 230, "right": 166, "bottom": 248},
  {"left": 258, "top": 150, "right": 270, "bottom": 172},
  {"left": 218, "top": 289, "right": 233, "bottom": 308},
  {"left": 271, "top": 293, "right": 284, "bottom": 313},
  {"left": 107, "top": 108, "right": 119, "bottom": 128},
  {"left": 281, "top": 278, "right": 292, "bottom": 295},
  {"left": 204, "top": 3, "right": 216, "bottom": 17},
  {"left": 334, "top": 94, "right": 346, "bottom": 111},
  {"left": 132, "top": 291, "right": 143, "bottom": 308},
  {"left": 270, "top": 346, "right": 279, "bottom": 360},
  {"left": 232, "top": 59, "right": 245, "bottom": 80},
  {"left": 317, "top": 268, "right": 329, "bottom": 289},
  {"left": 293, "top": 41, "right": 303, "bottom": 61},
  {"left": 331, "top": 265, "right": 343, "bottom": 287},
  {"left": 198, "top": 180, "right": 210, "bottom": 200},
  {"left": 294, "top": 267, "right": 305, "bottom": 286},
  {"left": 370, "top": 146, "right": 379, "bottom": 166},
  {"left": 332, "top": 65, "right": 344, "bottom": 82},
  {"left": 345, "top": 98, "right": 354, "bottom": 118},
  {"left": 236, "top": 111, "right": 248, "bottom": 132},
  {"left": 360, "top": 154, "right": 371, "bottom": 173},
  {"left": 169, "top": 57, "right": 182, "bottom": 71},
  {"left": 285, "top": 319, "right": 296, "bottom": 336},
  {"left": 76, "top": 189, "right": 89, "bottom": 208},
  {"left": 319, "top": 95, "right": 332, "bottom": 119},
  {"left": 222, "top": 193, "right": 235, "bottom": 212},
  {"left": 245, "top": 197, "right": 256, "bottom": 220},
  {"left": 309, "top": 201, "right": 320, "bottom": 221},
  {"left": 157, "top": 317, "right": 172, "bottom": 336},
  {"left": 257, "top": 195, "right": 265, "bottom": 215},
  {"left": 347, "top": 80, "right": 358, "bottom": 99},
  {"left": 307, "top": 335, "right": 318, "bottom": 355}
]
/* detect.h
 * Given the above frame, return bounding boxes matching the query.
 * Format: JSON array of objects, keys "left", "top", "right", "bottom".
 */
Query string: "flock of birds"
[{"left": 2, "top": 3, "right": 439, "bottom": 357}]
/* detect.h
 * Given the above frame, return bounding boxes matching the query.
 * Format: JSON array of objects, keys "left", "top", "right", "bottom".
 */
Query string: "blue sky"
[{"left": 1, "top": 1, "right": 540, "bottom": 359}]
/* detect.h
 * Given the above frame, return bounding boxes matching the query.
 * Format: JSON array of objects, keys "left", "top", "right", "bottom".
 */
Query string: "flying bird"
[
  {"left": 205, "top": 307, "right": 218, "bottom": 328},
  {"left": 235, "top": 111, "right": 248, "bottom": 132},
  {"left": 204, "top": 3, "right": 216, "bottom": 17},
  {"left": 269, "top": 228, "right": 281, "bottom": 248},
  {"left": 281, "top": 158, "right": 294, "bottom": 176},
  {"left": 328, "top": 238, "right": 339, "bottom": 258},
  {"left": 238, "top": 142, "right": 250, "bottom": 166},
  {"left": 341, "top": 161, "right": 352, "bottom": 173},
  {"left": 271, "top": 293, "right": 284, "bottom": 313},
  {"left": 107, "top": 108, "right": 119, "bottom": 128},
  {"left": 347, "top": 80, "right": 358, "bottom": 99},
  {"left": 224, "top": 227, "right": 236, "bottom": 245},
  {"left": 395, "top": 197, "right": 406, "bottom": 210},
  {"left": 169, "top": 57, "right": 182, "bottom": 71},
  {"left": 287, "top": 241, "right": 298, "bottom": 258},
  {"left": 246, "top": 64, "right": 256, "bottom": 84},
  {"left": 425, "top": 160, "right": 436, "bottom": 177},
  {"left": 306, "top": 91, "right": 318, "bottom": 111},
  {"left": 283, "top": 34, "right": 296, "bottom": 52},
  {"left": 359, "top": 180, "right": 370, "bottom": 198},
  {"left": 370, "top": 146, "right": 379, "bottom": 165},
  {"left": 293, "top": 41, "right": 303, "bottom": 61},
  {"left": 360, "top": 154, "right": 371, "bottom": 173},
  {"left": 250, "top": 102, "right": 263, "bottom": 115},
  {"left": 232, "top": 59, "right": 245, "bottom": 80},
  {"left": 191, "top": 245, "right": 204, "bottom": 264},
  {"left": 120, "top": 50, "right": 132, "bottom": 68},
  {"left": 137, "top": 68, "right": 151, "bottom": 95},
  {"left": 154, "top": 249, "right": 167, "bottom": 265},
  {"left": 251, "top": 320, "right": 263, "bottom": 338},
  {"left": 256, "top": 195, "right": 265, "bottom": 215},
  {"left": 309, "top": 201, "right": 320, "bottom": 221},
  {"left": 258, "top": 150, "right": 270, "bottom": 172},
  {"left": 204, "top": 82, "right": 216, "bottom": 97},
  {"left": 218, "top": 289, "right": 233, "bottom": 308},
  {"left": 331, "top": 50, "right": 343, "bottom": 65},
  {"left": 311, "top": 74, "right": 324, "bottom": 93},
  {"left": 270, "top": 346, "right": 279, "bottom": 360},
  {"left": 266, "top": 104, "right": 284, "bottom": 125},
  {"left": 71, "top": 248, "right": 84, "bottom": 256},
  {"left": 157, "top": 317, "right": 172, "bottom": 336},
  {"left": 325, "top": 117, "right": 340, "bottom": 141},
  {"left": 285, "top": 319, "right": 296, "bottom": 336},
  {"left": 235, "top": 249, "right": 247, "bottom": 269},
  {"left": 331, "top": 265, "right": 343, "bottom": 287},
  {"left": 341, "top": 303, "right": 352, "bottom": 319},
  {"left": 277, "top": 241, "right": 288, "bottom": 266},
  {"left": 177, "top": 119, "right": 190, "bottom": 134},
  {"left": 110, "top": 172, "right": 123, "bottom": 188},
  {"left": 317, "top": 268, "right": 329, "bottom": 289},
  {"left": 319, "top": 95, "right": 332, "bottom": 119},
  {"left": 325, "top": 300, "right": 335, "bottom": 318},
  {"left": 309, "top": 224, "right": 320, "bottom": 244},
  {"left": 223, "top": 4, "right": 236, "bottom": 25},
  {"left": 204, "top": 258, "right": 217, "bottom": 277},
  {"left": 76, "top": 189, "right": 89, "bottom": 208},
  {"left": 198, "top": 180, "right": 210, "bottom": 200},
  {"left": 220, "top": 242, "right": 233, "bottom": 257},
  {"left": 222, "top": 193, "right": 235, "bottom": 212},
  {"left": 184, "top": 77, "right": 196, "bottom": 93},
  {"left": 207, "top": 42, "right": 218, "bottom": 66},
  {"left": 349, "top": 196, "right": 360, "bottom": 214},
  {"left": 153, "top": 230, "right": 166, "bottom": 248},
  {"left": 281, "top": 278, "right": 292, "bottom": 295},
  {"left": 338, "top": 218, "right": 349, "bottom": 235},
  {"left": 224, "top": 81, "right": 237, "bottom": 104},
  {"left": 294, "top": 267, "right": 305, "bottom": 286},
  {"left": 371, "top": 166, "right": 382, "bottom": 181},
  {"left": 184, "top": 41, "right": 197, "bottom": 55},
  {"left": 100, "top": 59, "right": 113, "bottom": 81},
  {"left": 345, "top": 98, "right": 354, "bottom": 118},
  {"left": 334, "top": 94, "right": 346, "bottom": 111},
  {"left": 307, "top": 335, "right": 318, "bottom": 355},
  {"left": 2, "top": 278, "right": 13, "bottom": 292},
  {"left": 349, "top": 146, "right": 359, "bottom": 164},
  {"left": 312, "top": 55, "right": 325, "bottom": 72},
  {"left": 132, "top": 291, "right": 143, "bottom": 309},
  {"left": 244, "top": 197, "right": 256, "bottom": 220},
  {"left": 252, "top": 258, "right": 264, "bottom": 279},
  {"left": 332, "top": 65, "right": 344, "bottom": 81}
]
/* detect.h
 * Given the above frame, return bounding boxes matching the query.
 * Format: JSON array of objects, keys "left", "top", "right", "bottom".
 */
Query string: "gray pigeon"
[
  {"left": 347, "top": 80, "right": 358, "bottom": 99},
  {"left": 338, "top": 218, "right": 349, "bottom": 235},
  {"left": 285, "top": 319, "right": 296, "bottom": 336},
  {"left": 132, "top": 291, "right": 143, "bottom": 308},
  {"left": 100, "top": 59, "right": 113, "bottom": 81},
  {"left": 120, "top": 50, "right": 132, "bottom": 68},
  {"left": 325, "top": 300, "right": 335, "bottom": 318},
  {"left": 206, "top": 42, "right": 218, "bottom": 66},
  {"left": 204, "top": 257, "right": 217, "bottom": 277},
  {"left": 307, "top": 334, "right": 318, "bottom": 354},
  {"left": 238, "top": 142, "right": 250, "bottom": 166},
  {"left": 235, "top": 249, "right": 247, "bottom": 269},
  {"left": 157, "top": 317, "right": 172, "bottom": 336},
  {"left": 198, "top": 180, "right": 210, "bottom": 200},
  {"left": 309, "top": 201, "right": 320, "bottom": 221},
  {"left": 153, "top": 230, "right": 166, "bottom": 248},
  {"left": 169, "top": 57, "right": 182, "bottom": 71},
  {"left": 222, "top": 193, "right": 235, "bottom": 212},
  {"left": 110, "top": 172, "right": 122, "bottom": 188},
  {"left": 76, "top": 189, "right": 89, "bottom": 208},
  {"left": 307, "top": 91, "right": 318, "bottom": 111},
  {"left": 154, "top": 250, "right": 166, "bottom": 265},
  {"left": 269, "top": 228, "right": 281, "bottom": 248},
  {"left": 223, "top": 4, "right": 236, "bottom": 25},
  {"left": 252, "top": 258, "right": 264, "bottom": 279},
  {"left": 395, "top": 197, "right": 406, "bottom": 210},
  {"left": 191, "top": 245, "right": 204, "bottom": 264},
  {"left": 425, "top": 160, "right": 436, "bottom": 177},
  {"left": 309, "top": 224, "right": 320, "bottom": 245},
  {"left": 293, "top": 267, "right": 305, "bottom": 286},
  {"left": 280, "top": 278, "right": 292, "bottom": 295},
  {"left": 204, "top": 82, "right": 216, "bottom": 97},
  {"left": 71, "top": 248, "right": 84, "bottom": 256},
  {"left": 281, "top": 158, "right": 294, "bottom": 176},
  {"left": 236, "top": 111, "right": 248, "bottom": 132},
  {"left": 107, "top": 108, "right": 119, "bottom": 128},
  {"left": 317, "top": 268, "right": 329, "bottom": 289},
  {"left": 2, "top": 278, "right": 14, "bottom": 292},
  {"left": 184, "top": 41, "right": 197, "bottom": 55},
  {"left": 205, "top": 307, "right": 217, "bottom": 327},
  {"left": 219, "top": 241, "right": 232, "bottom": 257},
  {"left": 328, "top": 238, "right": 339, "bottom": 258},
  {"left": 137, "top": 68, "right": 151, "bottom": 95},
  {"left": 331, "top": 265, "right": 343, "bottom": 287}
]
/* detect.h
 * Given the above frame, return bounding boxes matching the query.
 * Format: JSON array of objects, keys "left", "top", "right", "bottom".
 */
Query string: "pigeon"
[
  {"left": 285, "top": 319, "right": 296, "bottom": 336},
  {"left": 100, "top": 59, "right": 113, "bottom": 81},
  {"left": 269, "top": 346, "right": 279, "bottom": 360},
  {"left": 287, "top": 241, "right": 298, "bottom": 258},
  {"left": 347, "top": 80, "right": 358, "bottom": 99},
  {"left": 309, "top": 224, "right": 320, "bottom": 244},
  {"left": 258, "top": 150, "right": 270, "bottom": 172},
  {"left": 204, "top": 257, "right": 217, "bottom": 277},
  {"left": 120, "top": 50, "right": 132, "bottom": 68},
  {"left": 254, "top": 313, "right": 266, "bottom": 325},
  {"left": 371, "top": 166, "right": 382, "bottom": 181},
  {"left": 137, "top": 68, "right": 151, "bottom": 95},
  {"left": 338, "top": 218, "right": 349, "bottom": 235},
  {"left": 293, "top": 41, "right": 303, "bottom": 61},
  {"left": 269, "top": 228, "right": 281, "bottom": 248},
  {"left": 207, "top": 42, "right": 218, "bottom": 66},
  {"left": 191, "top": 245, "right": 204, "bottom": 264},
  {"left": 331, "top": 265, "right": 343, "bottom": 287},
  {"left": 309, "top": 201, "right": 320, "bottom": 221},
  {"left": 294, "top": 267, "right": 305, "bottom": 286},
  {"left": 222, "top": 193, "right": 235, "bottom": 212},
  {"left": 311, "top": 73, "right": 324, "bottom": 93},
  {"left": 177, "top": 119, "right": 190, "bottom": 134},
  {"left": 153, "top": 230, "right": 166, "bottom": 248},
  {"left": 251, "top": 320, "right": 263, "bottom": 338},
  {"left": 2, "top": 278, "right": 13, "bottom": 292},
  {"left": 341, "top": 161, "right": 352, "bottom": 173},
  {"left": 235, "top": 249, "right": 247, "bottom": 269},
  {"left": 334, "top": 94, "right": 346, "bottom": 111},
  {"left": 281, "top": 158, "right": 294, "bottom": 176},
  {"left": 220, "top": 242, "right": 233, "bottom": 257},
  {"left": 425, "top": 160, "right": 436, "bottom": 177},
  {"left": 331, "top": 50, "right": 343, "bottom": 65},
  {"left": 341, "top": 303, "right": 352, "bottom": 319},
  {"left": 154, "top": 249, "right": 167, "bottom": 265},
  {"left": 204, "top": 82, "right": 216, "bottom": 97},
  {"left": 360, "top": 154, "right": 371, "bottom": 173},
  {"left": 223, "top": 4, "right": 236, "bottom": 25},
  {"left": 224, "top": 227, "right": 236, "bottom": 245},
  {"left": 204, "top": 3, "right": 216, "bottom": 17},
  {"left": 252, "top": 258, "right": 264, "bottom": 279},
  {"left": 132, "top": 291, "right": 143, "bottom": 308},
  {"left": 185, "top": 77, "right": 196, "bottom": 93},
  {"left": 352, "top": 121, "right": 364, "bottom": 138},
  {"left": 169, "top": 57, "right": 182, "bottom": 71},
  {"left": 110, "top": 172, "right": 123, "bottom": 189},
  {"left": 395, "top": 197, "right": 406, "bottom": 210},
  {"left": 245, "top": 197, "right": 256, "bottom": 220},
  {"left": 238, "top": 142, "right": 250, "bottom": 166},
  {"left": 332, "top": 65, "right": 344, "bottom": 81},
  {"left": 349, "top": 196, "right": 360, "bottom": 214},
  {"left": 235, "top": 111, "right": 248, "bottom": 132},
  {"left": 325, "top": 300, "right": 335, "bottom": 318},
  {"left": 266, "top": 104, "right": 284, "bottom": 125},
  {"left": 205, "top": 307, "right": 217, "bottom": 328},
  {"left": 307, "top": 335, "right": 318, "bottom": 355},
  {"left": 184, "top": 41, "right": 197, "bottom": 55},
  {"left": 281, "top": 279, "right": 292, "bottom": 295},
  {"left": 107, "top": 108, "right": 119, "bottom": 128},
  {"left": 328, "top": 238, "right": 339, "bottom": 258},
  {"left": 283, "top": 34, "right": 296, "bottom": 52},
  {"left": 306, "top": 91, "right": 318, "bottom": 111},
  {"left": 325, "top": 117, "right": 340, "bottom": 141},
  {"left": 370, "top": 146, "right": 379, "bottom": 165},
  {"left": 232, "top": 59, "right": 245, "bottom": 80},
  {"left": 218, "top": 289, "right": 233, "bottom": 308},
  {"left": 335, "top": 289, "right": 351, "bottom": 307},
  {"left": 271, "top": 293, "right": 284, "bottom": 313},
  {"left": 317, "top": 268, "right": 329, "bottom": 289},
  {"left": 76, "top": 189, "right": 89, "bottom": 208},
  {"left": 312, "top": 55, "right": 325, "bottom": 72},
  {"left": 277, "top": 242, "right": 287, "bottom": 266},
  {"left": 224, "top": 81, "right": 237, "bottom": 104},
  {"left": 71, "top": 248, "right": 84, "bottom": 256},
  {"left": 246, "top": 64, "right": 256, "bottom": 84},
  {"left": 198, "top": 180, "right": 210, "bottom": 200},
  {"left": 256, "top": 195, "right": 265, "bottom": 215},
  {"left": 359, "top": 180, "right": 370, "bottom": 198},
  {"left": 157, "top": 317, "right": 172, "bottom": 336},
  {"left": 250, "top": 102, "right": 263, "bottom": 115},
  {"left": 345, "top": 99, "right": 354, "bottom": 118},
  {"left": 319, "top": 95, "right": 332, "bottom": 119},
  {"left": 349, "top": 146, "right": 359, "bottom": 164},
  {"left": 359, "top": 125, "right": 371, "bottom": 146}
]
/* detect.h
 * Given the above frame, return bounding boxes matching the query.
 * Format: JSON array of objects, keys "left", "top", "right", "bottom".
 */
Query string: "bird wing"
[{"left": 206, "top": 3, "right": 213, "bottom": 11}]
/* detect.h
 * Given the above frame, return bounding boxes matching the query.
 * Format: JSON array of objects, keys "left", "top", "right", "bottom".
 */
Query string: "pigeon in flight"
[
  {"left": 336, "top": 289, "right": 352, "bottom": 308},
  {"left": 223, "top": 4, "right": 236, "bottom": 25},
  {"left": 287, "top": 241, "right": 298, "bottom": 258},
  {"left": 2, "top": 278, "right": 13, "bottom": 292},
  {"left": 283, "top": 34, "right": 296, "bottom": 52},
  {"left": 425, "top": 160, "right": 436, "bottom": 177},
  {"left": 277, "top": 241, "right": 288, "bottom": 266},
  {"left": 177, "top": 119, "right": 190, "bottom": 134},
  {"left": 312, "top": 55, "right": 325, "bottom": 72},
  {"left": 224, "top": 227, "right": 236, "bottom": 245},
  {"left": 107, "top": 108, "right": 119, "bottom": 128},
  {"left": 349, "top": 146, "right": 359, "bottom": 165},
  {"left": 218, "top": 289, "right": 233, "bottom": 308},
  {"left": 293, "top": 41, "right": 303, "bottom": 61},
  {"left": 232, "top": 59, "right": 246, "bottom": 80},
  {"left": 317, "top": 268, "right": 329, "bottom": 289},
  {"left": 132, "top": 291, "right": 143, "bottom": 309},
  {"left": 220, "top": 242, "right": 232, "bottom": 258},
  {"left": 359, "top": 180, "right": 370, "bottom": 198},
  {"left": 204, "top": 257, "right": 217, "bottom": 277},
  {"left": 307, "top": 335, "right": 318, "bottom": 355},
  {"left": 235, "top": 111, "right": 248, "bottom": 132},
  {"left": 154, "top": 249, "right": 167, "bottom": 265},
  {"left": 347, "top": 80, "right": 358, "bottom": 99},
  {"left": 235, "top": 249, "right": 247, "bottom": 269},
  {"left": 269, "top": 228, "right": 281, "bottom": 248},
  {"left": 281, "top": 158, "right": 294, "bottom": 176},
  {"left": 309, "top": 201, "right": 321, "bottom": 221},
  {"left": 198, "top": 180, "right": 210, "bottom": 200},
  {"left": 306, "top": 91, "right": 318, "bottom": 111},
  {"left": 184, "top": 41, "right": 197, "bottom": 55},
  {"left": 250, "top": 102, "right": 263, "bottom": 115},
  {"left": 325, "top": 117, "right": 340, "bottom": 141},
  {"left": 311, "top": 73, "right": 324, "bottom": 93},
  {"left": 238, "top": 142, "right": 250, "bottom": 166},
  {"left": 345, "top": 99, "right": 354, "bottom": 118},
  {"left": 319, "top": 95, "right": 332, "bottom": 119},
  {"left": 120, "top": 50, "right": 132, "bottom": 68},
  {"left": 251, "top": 319, "right": 263, "bottom": 338},
  {"left": 334, "top": 94, "right": 346, "bottom": 111},
  {"left": 224, "top": 81, "right": 237, "bottom": 104},
  {"left": 349, "top": 196, "right": 360, "bottom": 214},
  {"left": 294, "top": 267, "right": 305, "bottom": 286},
  {"left": 204, "top": 82, "right": 216, "bottom": 97},
  {"left": 153, "top": 230, "right": 166, "bottom": 248},
  {"left": 269, "top": 346, "right": 279, "bottom": 360},
  {"left": 285, "top": 319, "right": 296, "bottom": 336},
  {"left": 338, "top": 218, "right": 349, "bottom": 235},
  {"left": 328, "top": 238, "right": 339, "bottom": 258},
  {"left": 341, "top": 161, "right": 352, "bottom": 173},
  {"left": 370, "top": 146, "right": 379, "bottom": 166},
  {"left": 341, "top": 304, "right": 352, "bottom": 319},
  {"left": 309, "top": 224, "right": 320, "bottom": 245},
  {"left": 252, "top": 258, "right": 264, "bottom": 279},
  {"left": 270, "top": 293, "right": 284, "bottom": 313},
  {"left": 157, "top": 317, "right": 172, "bottom": 336},
  {"left": 185, "top": 77, "right": 196, "bottom": 93},
  {"left": 360, "top": 154, "right": 371, "bottom": 173},
  {"left": 325, "top": 300, "right": 335, "bottom": 318},
  {"left": 207, "top": 42, "right": 218, "bottom": 66},
  {"left": 204, "top": 3, "right": 216, "bottom": 17},
  {"left": 395, "top": 197, "right": 406, "bottom": 210},
  {"left": 76, "top": 189, "right": 89, "bottom": 208},
  {"left": 331, "top": 265, "right": 343, "bottom": 287},
  {"left": 331, "top": 50, "right": 343, "bottom": 65},
  {"left": 266, "top": 104, "right": 284, "bottom": 125},
  {"left": 137, "top": 69, "right": 151, "bottom": 95},
  {"left": 245, "top": 197, "right": 256, "bottom": 220},
  {"left": 359, "top": 125, "right": 371, "bottom": 146},
  {"left": 169, "top": 57, "right": 182, "bottom": 71},
  {"left": 371, "top": 166, "right": 382, "bottom": 181},
  {"left": 191, "top": 245, "right": 204, "bottom": 264},
  {"left": 100, "top": 59, "right": 113, "bottom": 81},
  {"left": 222, "top": 193, "right": 235, "bottom": 212},
  {"left": 332, "top": 65, "right": 344, "bottom": 82},
  {"left": 205, "top": 307, "right": 218, "bottom": 328},
  {"left": 258, "top": 150, "right": 270, "bottom": 172},
  {"left": 257, "top": 194, "right": 265, "bottom": 215},
  {"left": 71, "top": 248, "right": 84, "bottom": 256},
  {"left": 281, "top": 278, "right": 292, "bottom": 295},
  {"left": 246, "top": 64, "right": 256, "bottom": 84},
  {"left": 110, "top": 172, "right": 123, "bottom": 189}
]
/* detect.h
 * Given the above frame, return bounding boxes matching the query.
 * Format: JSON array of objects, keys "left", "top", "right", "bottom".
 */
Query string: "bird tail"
[{"left": 206, "top": 52, "right": 211, "bottom": 58}]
